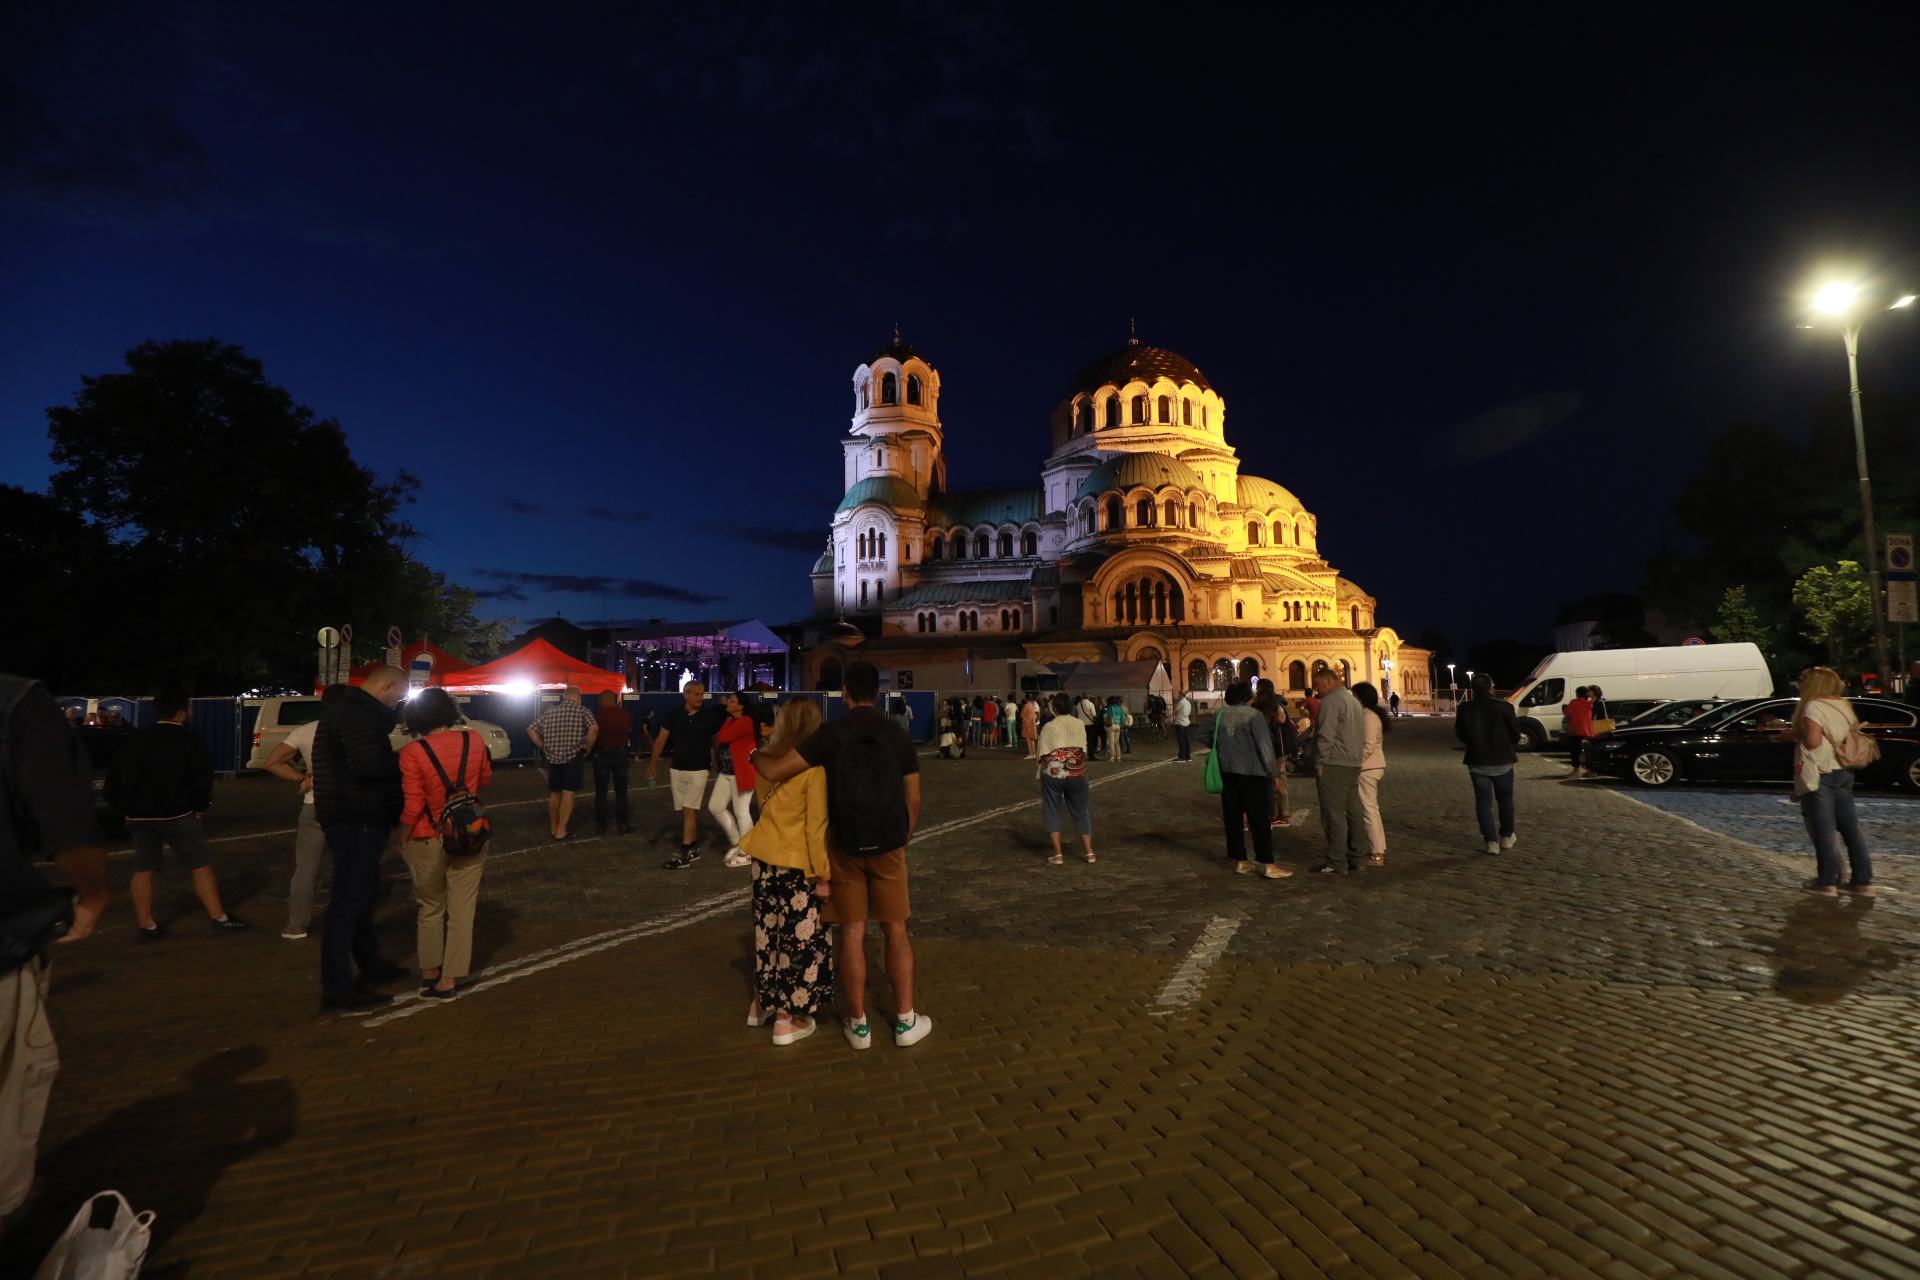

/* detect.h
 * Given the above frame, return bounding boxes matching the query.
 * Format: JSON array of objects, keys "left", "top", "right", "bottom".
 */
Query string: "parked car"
[
  {"left": 244, "top": 695, "right": 512, "bottom": 767},
  {"left": 1586, "top": 696, "right": 1920, "bottom": 790},
  {"left": 1618, "top": 698, "right": 1732, "bottom": 730},
  {"left": 1508, "top": 643, "right": 1773, "bottom": 750}
]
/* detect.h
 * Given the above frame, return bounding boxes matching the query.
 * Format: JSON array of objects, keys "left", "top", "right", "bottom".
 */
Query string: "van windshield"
[{"left": 275, "top": 700, "right": 324, "bottom": 726}]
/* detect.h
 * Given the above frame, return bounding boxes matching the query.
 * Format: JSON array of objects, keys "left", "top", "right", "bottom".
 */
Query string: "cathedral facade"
[{"left": 803, "top": 340, "right": 1430, "bottom": 704}]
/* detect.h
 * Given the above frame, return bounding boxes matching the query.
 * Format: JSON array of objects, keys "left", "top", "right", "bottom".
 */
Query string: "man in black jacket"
[
  {"left": 105, "top": 692, "right": 248, "bottom": 939},
  {"left": 1455, "top": 673, "right": 1522, "bottom": 855},
  {"left": 314, "top": 665, "right": 409, "bottom": 1012}
]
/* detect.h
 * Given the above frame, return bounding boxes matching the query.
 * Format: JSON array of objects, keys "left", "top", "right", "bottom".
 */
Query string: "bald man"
[{"left": 314, "top": 664, "right": 411, "bottom": 1012}]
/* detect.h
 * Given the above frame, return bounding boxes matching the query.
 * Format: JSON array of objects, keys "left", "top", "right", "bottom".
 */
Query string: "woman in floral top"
[
  {"left": 1035, "top": 693, "right": 1095, "bottom": 865},
  {"left": 739, "top": 698, "right": 834, "bottom": 1045}
]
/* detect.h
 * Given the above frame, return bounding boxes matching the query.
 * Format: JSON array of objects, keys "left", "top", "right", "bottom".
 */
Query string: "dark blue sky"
[{"left": 6, "top": 4, "right": 1920, "bottom": 651}]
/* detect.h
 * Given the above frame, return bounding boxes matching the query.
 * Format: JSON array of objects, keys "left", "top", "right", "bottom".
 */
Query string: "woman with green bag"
[{"left": 1195, "top": 681, "right": 1289, "bottom": 877}]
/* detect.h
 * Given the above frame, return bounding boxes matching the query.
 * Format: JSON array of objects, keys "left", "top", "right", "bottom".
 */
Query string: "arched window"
[
  {"left": 1247, "top": 522, "right": 1261, "bottom": 545},
  {"left": 1271, "top": 521, "right": 1284, "bottom": 545},
  {"left": 1234, "top": 600, "right": 1245, "bottom": 619},
  {"left": 1081, "top": 506, "right": 1095, "bottom": 535},
  {"left": 1077, "top": 401, "right": 1093, "bottom": 434},
  {"left": 1292, "top": 522, "right": 1301, "bottom": 545},
  {"left": 1170, "top": 585, "right": 1185, "bottom": 621},
  {"left": 1212, "top": 658, "right": 1236, "bottom": 690},
  {"left": 1153, "top": 581, "right": 1167, "bottom": 622},
  {"left": 1340, "top": 659, "right": 1351, "bottom": 685},
  {"left": 1239, "top": 658, "right": 1260, "bottom": 680},
  {"left": 1105, "top": 397, "right": 1120, "bottom": 429},
  {"left": 818, "top": 657, "right": 843, "bottom": 691},
  {"left": 1187, "top": 659, "right": 1207, "bottom": 690},
  {"left": 1288, "top": 660, "right": 1307, "bottom": 690},
  {"left": 1352, "top": 606, "right": 1361, "bottom": 630},
  {"left": 1182, "top": 398, "right": 1193, "bottom": 426},
  {"left": 1187, "top": 502, "right": 1198, "bottom": 527},
  {"left": 859, "top": 580, "right": 869, "bottom": 607},
  {"left": 1136, "top": 497, "right": 1154, "bottom": 527},
  {"left": 877, "top": 531, "right": 887, "bottom": 560},
  {"left": 1165, "top": 498, "right": 1180, "bottom": 526},
  {"left": 906, "top": 374, "right": 922, "bottom": 406},
  {"left": 997, "top": 531, "right": 1013, "bottom": 557},
  {"left": 881, "top": 372, "right": 898, "bottom": 404},
  {"left": 1157, "top": 394, "right": 1171, "bottom": 423},
  {"left": 929, "top": 536, "right": 943, "bottom": 561},
  {"left": 950, "top": 534, "right": 966, "bottom": 560},
  {"left": 1000, "top": 609, "right": 1011, "bottom": 630},
  {"left": 1202, "top": 405, "right": 1209, "bottom": 428},
  {"left": 859, "top": 384, "right": 868, "bottom": 410},
  {"left": 1131, "top": 394, "right": 1147, "bottom": 424},
  {"left": 1124, "top": 582, "right": 1138, "bottom": 624},
  {"left": 970, "top": 611, "right": 980, "bottom": 631},
  {"left": 1021, "top": 530, "right": 1037, "bottom": 556},
  {"left": 974, "top": 532, "right": 990, "bottom": 558},
  {"left": 1106, "top": 497, "right": 1123, "bottom": 530}
]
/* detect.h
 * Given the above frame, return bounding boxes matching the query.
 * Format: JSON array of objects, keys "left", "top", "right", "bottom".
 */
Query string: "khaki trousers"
[
  {"left": 0, "top": 958, "right": 57, "bottom": 1217},
  {"left": 401, "top": 838, "right": 486, "bottom": 978}
]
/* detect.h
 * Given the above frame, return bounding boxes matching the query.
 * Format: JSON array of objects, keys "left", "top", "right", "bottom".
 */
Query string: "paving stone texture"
[{"left": 7, "top": 717, "right": 1920, "bottom": 1280}]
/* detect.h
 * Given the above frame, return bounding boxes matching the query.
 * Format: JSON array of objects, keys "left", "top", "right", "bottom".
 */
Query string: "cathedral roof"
[
  {"left": 1063, "top": 342, "right": 1212, "bottom": 398},
  {"left": 928, "top": 488, "right": 1043, "bottom": 527},
  {"left": 863, "top": 341, "right": 925, "bottom": 366},
  {"left": 889, "top": 578, "right": 1033, "bottom": 608},
  {"left": 1074, "top": 452, "right": 1205, "bottom": 500},
  {"left": 837, "top": 476, "right": 924, "bottom": 513},
  {"left": 1235, "top": 474, "right": 1303, "bottom": 510}
]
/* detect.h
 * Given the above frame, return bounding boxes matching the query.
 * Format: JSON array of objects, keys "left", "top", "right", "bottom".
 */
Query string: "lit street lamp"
[{"left": 1809, "top": 282, "right": 1915, "bottom": 689}]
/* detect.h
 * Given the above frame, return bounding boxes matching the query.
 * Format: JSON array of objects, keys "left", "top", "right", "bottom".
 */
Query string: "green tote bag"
[{"left": 1202, "top": 740, "right": 1223, "bottom": 795}]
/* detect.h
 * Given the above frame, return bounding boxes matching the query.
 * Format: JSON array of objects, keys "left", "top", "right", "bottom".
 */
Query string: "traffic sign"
[
  {"left": 1889, "top": 533, "right": 1913, "bottom": 573},
  {"left": 386, "top": 625, "right": 403, "bottom": 649},
  {"left": 317, "top": 626, "right": 340, "bottom": 648},
  {"left": 340, "top": 624, "right": 353, "bottom": 646},
  {"left": 1890, "top": 534, "right": 1917, "bottom": 623},
  {"left": 1682, "top": 637, "right": 1704, "bottom": 645}
]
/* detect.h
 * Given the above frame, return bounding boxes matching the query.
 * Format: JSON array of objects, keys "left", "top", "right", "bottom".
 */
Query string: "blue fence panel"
[{"left": 190, "top": 698, "right": 240, "bottom": 773}]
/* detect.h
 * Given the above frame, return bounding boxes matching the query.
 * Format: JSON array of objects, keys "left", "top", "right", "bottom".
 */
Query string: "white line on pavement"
[
  {"left": 1151, "top": 913, "right": 1244, "bottom": 1013},
  {"left": 910, "top": 757, "right": 1178, "bottom": 843},
  {"left": 361, "top": 888, "right": 750, "bottom": 1026}
]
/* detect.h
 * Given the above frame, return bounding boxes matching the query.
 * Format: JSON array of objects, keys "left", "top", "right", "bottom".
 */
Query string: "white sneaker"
[
  {"left": 1485, "top": 841, "right": 1500, "bottom": 855},
  {"left": 843, "top": 1016, "right": 872, "bottom": 1051},
  {"left": 772, "top": 1016, "right": 816, "bottom": 1046},
  {"left": 281, "top": 928, "right": 307, "bottom": 940},
  {"left": 894, "top": 1011, "right": 933, "bottom": 1047},
  {"left": 1499, "top": 833, "right": 1517, "bottom": 850}
]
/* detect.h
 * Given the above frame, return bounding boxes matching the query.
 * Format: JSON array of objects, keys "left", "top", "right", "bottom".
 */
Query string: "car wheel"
[
  {"left": 1515, "top": 720, "right": 1543, "bottom": 752},
  {"left": 1630, "top": 749, "right": 1681, "bottom": 787},
  {"left": 1902, "top": 752, "right": 1920, "bottom": 794}
]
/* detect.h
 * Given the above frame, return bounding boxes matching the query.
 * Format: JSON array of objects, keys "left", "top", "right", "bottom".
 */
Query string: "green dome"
[
  {"left": 836, "top": 476, "right": 924, "bottom": 513},
  {"left": 1234, "top": 474, "right": 1302, "bottom": 510},
  {"left": 1074, "top": 452, "right": 1204, "bottom": 501}
]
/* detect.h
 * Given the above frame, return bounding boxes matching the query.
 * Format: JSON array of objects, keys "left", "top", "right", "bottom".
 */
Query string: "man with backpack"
[{"left": 754, "top": 661, "right": 927, "bottom": 1051}]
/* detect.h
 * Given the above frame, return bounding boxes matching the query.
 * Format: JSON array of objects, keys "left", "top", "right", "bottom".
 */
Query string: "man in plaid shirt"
[{"left": 528, "top": 686, "right": 598, "bottom": 839}]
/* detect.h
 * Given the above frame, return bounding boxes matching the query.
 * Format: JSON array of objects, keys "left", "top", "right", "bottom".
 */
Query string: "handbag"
[
  {"left": 418, "top": 734, "right": 491, "bottom": 857},
  {"left": 1590, "top": 718, "right": 1616, "bottom": 736},
  {"left": 1202, "top": 743, "right": 1224, "bottom": 795},
  {"left": 33, "top": 1190, "right": 154, "bottom": 1280}
]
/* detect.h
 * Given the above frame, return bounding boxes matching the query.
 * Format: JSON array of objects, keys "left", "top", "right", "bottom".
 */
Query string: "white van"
[
  {"left": 1508, "top": 643, "right": 1773, "bottom": 751},
  {"left": 245, "top": 695, "right": 513, "bottom": 768}
]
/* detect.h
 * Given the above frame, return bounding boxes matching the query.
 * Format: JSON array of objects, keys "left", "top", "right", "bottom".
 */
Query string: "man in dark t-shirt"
[
  {"left": 646, "top": 682, "right": 725, "bottom": 867},
  {"left": 756, "top": 661, "right": 927, "bottom": 1052}
]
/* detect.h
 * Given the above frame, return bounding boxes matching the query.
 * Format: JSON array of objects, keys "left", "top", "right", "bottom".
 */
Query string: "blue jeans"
[
  {"left": 1040, "top": 774, "right": 1091, "bottom": 835},
  {"left": 320, "top": 823, "right": 391, "bottom": 997},
  {"left": 1801, "top": 770, "right": 1871, "bottom": 887},
  {"left": 1470, "top": 769, "right": 1515, "bottom": 842}
]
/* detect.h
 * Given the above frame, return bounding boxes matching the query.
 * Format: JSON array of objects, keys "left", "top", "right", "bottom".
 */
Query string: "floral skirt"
[{"left": 751, "top": 860, "right": 834, "bottom": 1015}]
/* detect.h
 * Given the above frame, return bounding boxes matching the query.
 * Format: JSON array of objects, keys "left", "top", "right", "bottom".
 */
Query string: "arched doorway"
[
  {"left": 1288, "top": 660, "right": 1307, "bottom": 691},
  {"left": 1187, "top": 659, "right": 1207, "bottom": 690},
  {"left": 1238, "top": 657, "right": 1260, "bottom": 681},
  {"left": 817, "top": 657, "right": 843, "bottom": 691},
  {"left": 1211, "top": 658, "right": 1236, "bottom": 690}
]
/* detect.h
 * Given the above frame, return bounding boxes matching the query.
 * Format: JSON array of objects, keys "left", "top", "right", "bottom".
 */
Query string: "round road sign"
[
  {"left": 1892, "top": 544, "right": 1914, "bottom": 571},
  {"left": 386, "top": 625, "right": 403, "bottom": 648},
  {"left": 317, "top": 626, "right": 340, "bottom": 648},
  {"left": 1683, "top": 637, "right": 1705, "bottom": 645}
]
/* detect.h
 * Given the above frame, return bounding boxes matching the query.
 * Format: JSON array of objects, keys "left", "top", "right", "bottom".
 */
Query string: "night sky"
[{"left": 6, "top": 4, "right": 1920, "bottom": 653}]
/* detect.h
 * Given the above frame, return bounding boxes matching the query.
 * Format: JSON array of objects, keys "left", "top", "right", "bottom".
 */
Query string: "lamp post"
[{"left": 1810, "top": 283, "right": 1915, "bottom": 691}]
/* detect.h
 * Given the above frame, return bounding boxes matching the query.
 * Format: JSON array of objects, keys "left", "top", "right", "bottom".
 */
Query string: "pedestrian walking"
[
  {"left": 713, "top": 692, "right": 761, "bottom": 868},
  {"left": 1388, "top": 691, "right": 1401, "bottom": 717},
  {"left": 590, "top": 691, "right": 633, "bottom": 836},
  {"left": 1352, "top": 681, "right": 1391, "bottom": 865},
  {"left": 1307, "top": 668, "right": 1369, "bottom": 874},
  {"left": 740, "top": 698, "right": 835, "bottom": 1045},
  {"left": 105, "top": 691, "right": 249, "bottom": 939},
  {"left": 1020, "top": 693, "right": 1039, "bottom": 758},
  {"left": 1562, "top": 685, "right": 1594, "bottom": 778},
  {"left": 1787, "top": 666, "right": 1875, "bottom": 895},
  {"left": 1035, "top": 693, "right": 1094, "bottom": 864},
  {"left": 261, "top": 683, "right": 348, "bottom": 939},
  {"left": 398, "top": 688, "right": 493, "bottom": 1000},
  {"left": 314, "top": 665, "right": 412, "bottom": 1012},
  {"left": 0, "top": 674, "right": 109, "bottom": 1228},
  {"left": 647, "top": 681, "right": 723, "bottom": 869},
  {"left": 1252, "top": 688, "right": 1295, "bottom": 826},
  {"left": 528, "top": 685, "right": 598, "bottom": 840},
  {"left": 1173, "top": 690, "right": 1194, "bottom": 761},
  {"left": 1196, "top": 681, "right": 1289, "bottom": 877},
  {"left": 1456, "top": 672, "right": 1520, "bottom": 854},
  {"left": 754, "top": 660, "right": 930, "bottom": 1051}
]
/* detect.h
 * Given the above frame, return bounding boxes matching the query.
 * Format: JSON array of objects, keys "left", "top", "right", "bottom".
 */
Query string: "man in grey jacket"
[{"left": 1311, "top": 669, "right": 1370, "bottom": 873}]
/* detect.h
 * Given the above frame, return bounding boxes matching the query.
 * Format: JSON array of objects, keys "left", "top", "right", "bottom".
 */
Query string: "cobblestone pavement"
[
  {"left": 1618, "top": 789, "right": 1920, "bottom": 859},
  {"left": 9, "top": 720, "right": 1920, "bottom": 1279}
]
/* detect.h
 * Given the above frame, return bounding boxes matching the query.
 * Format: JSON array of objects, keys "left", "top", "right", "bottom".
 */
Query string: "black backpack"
[
  {"left": 418, "top": 733, "right": 492, "bottom": 857},
  {"left": 826, "top": 718, "right": 910, "bottom": 856}
]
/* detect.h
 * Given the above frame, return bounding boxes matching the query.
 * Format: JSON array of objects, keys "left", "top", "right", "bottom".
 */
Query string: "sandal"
[
  {"left": 1084, "top": 853, "right": 1097, "bottom": 863},
  {"left": 1367, "top": 855, "right": 1386, "bottom": 866},
  {"left": 1048, "top": 853, "right": 1064, "bottom": 865}
]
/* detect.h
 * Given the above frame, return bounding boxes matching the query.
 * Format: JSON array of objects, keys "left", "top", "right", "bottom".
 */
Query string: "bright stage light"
[{"left": 504, "top": 680, "right": 536, "bottom": 697}]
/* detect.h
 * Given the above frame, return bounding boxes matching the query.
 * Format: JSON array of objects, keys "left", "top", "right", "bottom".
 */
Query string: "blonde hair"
[
  {"left": 764, "top": 698, "right": 822, "bottom": 758},
  {"left": 1792, "top": 666, "right": 1848, "bottom": 728}
]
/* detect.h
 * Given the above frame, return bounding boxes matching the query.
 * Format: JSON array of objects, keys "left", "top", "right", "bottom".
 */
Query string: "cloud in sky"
[
  {"left": 716, "top": 523, "right": 827, "bottom": 553},
  {"left": 497, "top": 496, "right": 543, "bottom": 515},
  {"left": 580, "top": 506, "right": 652, "bottom": 523},
  {"left": 471, "top": 568, "right": 723, "bottom": 604},
  {"left": 1422, "top": 393, "right": 1583, "bottom": 469}
]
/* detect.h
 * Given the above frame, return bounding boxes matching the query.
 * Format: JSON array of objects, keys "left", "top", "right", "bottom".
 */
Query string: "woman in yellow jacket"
[{"left": 740, "top": 698, "right": 834, "bottom": 1045}]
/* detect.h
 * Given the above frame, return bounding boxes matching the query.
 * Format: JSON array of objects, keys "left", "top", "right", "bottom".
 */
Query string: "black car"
[
  {"left": 1619, "top": 697, "right": 1732, "bottom": 730},
  {"left": 1587, "top": 696, "right": 1920, "bottom": 791}
]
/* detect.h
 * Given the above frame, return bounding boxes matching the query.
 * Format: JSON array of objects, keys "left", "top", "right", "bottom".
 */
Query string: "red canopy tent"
[
  {"left": 438, "top": 637, "right": 627, "bottom": 695},
  {"left": 340, "top": 640, "right": 473, "bottom": 688}
]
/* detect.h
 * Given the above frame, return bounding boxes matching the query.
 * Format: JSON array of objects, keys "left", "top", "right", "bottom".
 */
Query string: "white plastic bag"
[{"left": 33, "top": 1190, "right": 153, "bottom": 1280}]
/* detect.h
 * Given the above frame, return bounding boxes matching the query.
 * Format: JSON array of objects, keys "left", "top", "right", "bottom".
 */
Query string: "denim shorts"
[{"left": 129, "top": 816, "right": 212, "bottom": 872}]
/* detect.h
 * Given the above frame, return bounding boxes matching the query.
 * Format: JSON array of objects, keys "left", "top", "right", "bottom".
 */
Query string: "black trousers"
[
  {"left": 1221, "top": 771, "right": 1274, "bottom": 863},
  {"left": 1175, "top": 724, "right": 1191, "bottom": 760},
  {"left": 319, "top": 822, "right": 388, "bottom": 997},
  {"left": 1567, "top": 735, "right": 1589, "bottom": 769},
  {"left": 591, "top": 750, "right": 630, "bottom": 828}
]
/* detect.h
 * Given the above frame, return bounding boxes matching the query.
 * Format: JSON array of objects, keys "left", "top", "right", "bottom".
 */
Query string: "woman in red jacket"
[
  {"left": 1562, "top": 686, "right": 1594, "bottom": 779},
  {"left": 713, "top": 692, "right": 762, "bottom": 868},
  {"left": 399, "top": 688, "right": 493, "bottom": 999}
]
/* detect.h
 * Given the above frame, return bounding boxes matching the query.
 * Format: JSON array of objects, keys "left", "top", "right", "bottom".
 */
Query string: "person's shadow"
[
  {"left": 1752, "top": 897, "right": 1908, "bottom": 1004},
  {"left": 0, "top": 1046, "right": 297, "bottom": 1279}
]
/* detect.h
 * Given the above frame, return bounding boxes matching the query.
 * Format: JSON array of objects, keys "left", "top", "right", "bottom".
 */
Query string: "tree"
[
  {"left": 12, "top": 339, "right": 502, "bottom": 692},
  {"left": 1792, "top": 561, "right": 1873, "bottom": 669},
  {"left": 1464, "top": 638, "right": 1552, "bottom": 688},
  {"left": 1708, "top": 586, "right": 1770, "bottom": 647}
]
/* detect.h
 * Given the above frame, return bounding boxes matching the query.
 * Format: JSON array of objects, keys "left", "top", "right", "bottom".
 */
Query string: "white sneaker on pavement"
[
  {"left": 1499, "top": 833, "right": 1517, "bottom": 850},
  {"left": 1485, "top": 841, "right": 1500, "bottom": 855},
  {"left": 843, "top": 1016, "right": 872, "bottom": 1051},
  {"left": 894, "top": 1011, "right": 933, "bottom": 1047},
  {"left": 723, "top": 847, "right": 751, "bottom": 868}
]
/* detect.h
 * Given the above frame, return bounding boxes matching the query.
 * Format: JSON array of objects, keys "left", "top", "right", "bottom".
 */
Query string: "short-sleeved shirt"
[
  {"left": 529, "top": 699, "right": 595, "bottom": 764},
  {"left": 593, "top": 704, "right": 632, "bottom": 751},
  {"left": 796, "top": 707, "right": 920, "bottom": 781},
  {"left": 659, "top": 703, "right": 723, "bottom": 772},
  {"left": 284, "top": 720, "right": 320, "bottom": 805},
  {"left": 3, "top": 681, "right": 103, "bottom": 879}
]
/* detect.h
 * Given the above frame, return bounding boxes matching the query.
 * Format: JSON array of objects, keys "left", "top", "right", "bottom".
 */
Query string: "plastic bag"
[{"left": 34, "top": 1191, "right": 153, "bottom": 1280}]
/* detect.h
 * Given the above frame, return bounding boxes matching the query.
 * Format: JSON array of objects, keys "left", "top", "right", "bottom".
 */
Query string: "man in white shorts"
[{"left": 645, "top": 681, "right": 723, "bottom": 869}]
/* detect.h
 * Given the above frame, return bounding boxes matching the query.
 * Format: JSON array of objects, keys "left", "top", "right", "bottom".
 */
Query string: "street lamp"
[{"left": 1808, "top": 280, "right": 1915, "bottom": 690}]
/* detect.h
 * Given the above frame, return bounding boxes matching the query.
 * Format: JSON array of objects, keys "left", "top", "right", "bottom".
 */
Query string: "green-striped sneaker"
[
  {"left": 893, "top": 1011, "right": 933, "bottom": 1047},
  {"left": 842, "top": 1015, "right": 872, "bottom": 1051}
]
